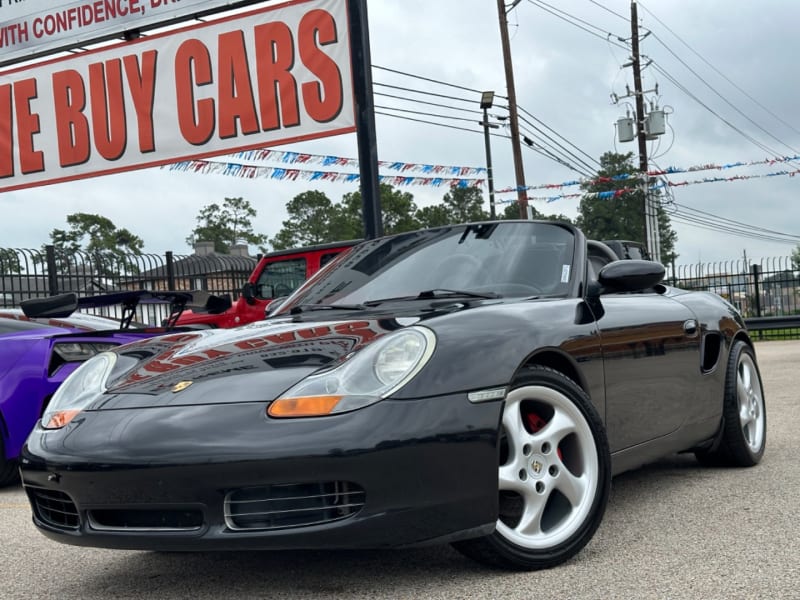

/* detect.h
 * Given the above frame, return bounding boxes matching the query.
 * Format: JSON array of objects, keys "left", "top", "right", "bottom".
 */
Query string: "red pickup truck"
[{"left": 175, "top": 240, "right": 359, "bottom": 328}]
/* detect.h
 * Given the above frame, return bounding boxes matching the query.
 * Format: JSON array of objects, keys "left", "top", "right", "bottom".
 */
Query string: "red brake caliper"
[{"left": 524, "top": 411, "right": 563, "bottom": 460}]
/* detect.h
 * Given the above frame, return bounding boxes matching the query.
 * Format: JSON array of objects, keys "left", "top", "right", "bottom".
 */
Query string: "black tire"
[
  {"left": 452, "top": 367, "right": 611, "bottom": 570},
  {"left": 696, "top": 341, "right": 766, "bottom": 467},
  {"left": 0, "top": 437, "right": 20, "bottom": 487}
]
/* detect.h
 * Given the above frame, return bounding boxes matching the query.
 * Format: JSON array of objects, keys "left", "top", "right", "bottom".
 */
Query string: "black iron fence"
[
  {"left": 1, "top": 246, "right": 798, "bottom": 336},
  {"left": 668, "top": 256, "right": 798, "bottom": 317},
  {"left": 0, "top": 246, "right": 256, "bottom": 325},
  {"left": 667, "top": 256, "right": 800, "bottom": 340}
]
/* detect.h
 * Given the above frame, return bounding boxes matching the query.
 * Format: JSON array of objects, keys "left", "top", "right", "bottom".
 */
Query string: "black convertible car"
[{"left": 20, "top": 221, "right": 766, "bottom": 570}]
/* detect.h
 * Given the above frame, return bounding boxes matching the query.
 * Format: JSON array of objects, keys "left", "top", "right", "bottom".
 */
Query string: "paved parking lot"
[{"left": 1, "top": 341, "right": 797, "bottom": 599}]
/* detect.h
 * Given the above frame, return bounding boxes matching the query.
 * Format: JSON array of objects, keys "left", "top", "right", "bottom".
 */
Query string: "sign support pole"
[{"left": 348, "top": 0, "right": 383, "bottom": 239}]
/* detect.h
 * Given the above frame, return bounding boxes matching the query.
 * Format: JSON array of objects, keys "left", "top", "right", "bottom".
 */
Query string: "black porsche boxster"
[{"left": 20, "top": 220, "right": 766, "bottom": 570}]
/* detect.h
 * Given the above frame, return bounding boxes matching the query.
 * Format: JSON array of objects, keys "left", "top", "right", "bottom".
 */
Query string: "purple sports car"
[{"left": 0, "top": 291, "right": 230, "bottom": 486}]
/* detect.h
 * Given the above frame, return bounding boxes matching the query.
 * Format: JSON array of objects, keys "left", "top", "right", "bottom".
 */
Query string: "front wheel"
[{"left": 453, "top": 367, "right": 611, "bottom": 570}]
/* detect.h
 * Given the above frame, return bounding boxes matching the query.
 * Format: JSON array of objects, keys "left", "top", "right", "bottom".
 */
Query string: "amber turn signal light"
[
  {"left": 267, "top": 396, "right": 342, "bottom": 418},
  {"left": 44, "top": 409, "right": 82, "bottom": 429}
]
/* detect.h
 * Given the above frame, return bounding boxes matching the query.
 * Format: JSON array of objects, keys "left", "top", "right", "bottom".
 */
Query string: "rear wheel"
[
  {"left": 453, "top": 367, "right": 611, "bottom": 570},
  {"left": 696, "top": 341, "right": 766, "bottom": 467}
]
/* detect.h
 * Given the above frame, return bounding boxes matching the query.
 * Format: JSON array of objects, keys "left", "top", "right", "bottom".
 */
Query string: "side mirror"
[
  {"left": 241, "top": 282, "right": 257, "bottom": 305},
  {"left": 590, "top": 260, "right": 665, "bottom": 296}
]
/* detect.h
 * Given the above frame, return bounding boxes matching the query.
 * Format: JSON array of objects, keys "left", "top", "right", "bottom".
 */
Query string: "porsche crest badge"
[{"left": 172, "top": 381, "right": 193, "bottom": 393}]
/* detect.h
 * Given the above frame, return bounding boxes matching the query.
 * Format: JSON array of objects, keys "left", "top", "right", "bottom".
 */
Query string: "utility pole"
[
  {"left": 496, "top": 0, "right": 528, "bottom": 219},
  {"left": 629, "top": 0, "right": 660, "bottom": 261}
]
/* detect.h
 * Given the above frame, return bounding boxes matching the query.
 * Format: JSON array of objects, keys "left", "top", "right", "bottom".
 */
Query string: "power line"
[
  {"left": 372, "top": 65, "right": 496, "bottom": 97},
  {"left": 584, "top": 0, "right": 628, "bottom": 22},
  {"left": 374, "top": 104, "right": 482, "bottom": 125},
  {"left": 373, "top": 72, "right": 603, "bottom": 176},
  {"left": 516, "top": 122, "right": 596, "bottom": 176},
  {"left": 668, "top": 211, "right": 800, "bottom": 244},
  {"left": 667, "top": 205, "right": 800, "bottom": 244},
  {"left": 517, "top": 105, "right": 602, "bottom": 169},
  {"left": 526, "top": 0, "right": 799, "bottom": 161},
  {"left": 649, "top": 62, "right": 790, "bottom": 159},
  {"left": 638, "top": 1, "right": 800, "bottom": 138},
  {"left": 376, "top": 108, "right": 597, "bottom": 178},
  {"left": 373, "top": 81, "right": 480, "bottom": 105},
  {"left": 647, "top": 32, "right": 799, "bottom": 155},
  {"left": 375, "top": 91, "right": 484, "bottom": 116},
  {"left": 526, "top": 0, "right": 628, "bottom": 49},
  {"left": 671, "top": 201, "right": 798, "bottom": 239},
  {"left": 374, "top": 110, "right": 501, "bottom": 138}
]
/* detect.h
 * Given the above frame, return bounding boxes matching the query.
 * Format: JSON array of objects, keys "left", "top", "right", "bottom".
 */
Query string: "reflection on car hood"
[{"left": 102, "top": 317, "right": 409, "bottom": 403}]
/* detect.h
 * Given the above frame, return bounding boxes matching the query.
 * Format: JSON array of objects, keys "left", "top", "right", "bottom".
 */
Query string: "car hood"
[
  {"left": 0, "top": 326, "right": 71, "bottom": 341},
  {"left": 97, "top": 317, "right": 410, "bottom": 409}
]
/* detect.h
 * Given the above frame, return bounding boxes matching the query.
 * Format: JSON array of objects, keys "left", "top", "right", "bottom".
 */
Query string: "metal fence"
[
  {"left": 0, "top": 246, "right": 256, "bottom": 325},
  {"left": 1, "top": 246, "right": 797, "bottom": 336},
  {"left": 667, "top": 256, "right": 800, "bottom": 340}
]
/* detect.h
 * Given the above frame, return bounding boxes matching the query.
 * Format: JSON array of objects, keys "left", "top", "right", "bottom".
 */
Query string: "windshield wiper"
[
  {"left": 417, "top": 289, "right": 500, "bottom": 299},
  {"left": 289, "top": 303, "right": 367, "bottom": 315},
  {"left": 363, "top": 289, "right": 499, "bottom": 306}
]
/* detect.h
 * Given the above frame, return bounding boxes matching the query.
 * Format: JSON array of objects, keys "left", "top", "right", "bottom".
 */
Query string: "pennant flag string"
[
  {"left": 164, "top": 159, "right": 484, "bottom": 189},
  {"left": 228, "top": 149, "right": 487, "bottom": 176},
  {"left": 495, "top": 168, "right": 800, "bottom": 204},
  {"left": 494, "top": 154, "right": 800, "bottom": 194},
  {"left": 165, "top": 148, "right": 800, "bottom": 196}
]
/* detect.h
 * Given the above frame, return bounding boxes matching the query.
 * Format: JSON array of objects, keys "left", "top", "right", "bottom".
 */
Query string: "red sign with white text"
[
  {"left": 0, "top": 1, "right": 263, "bottom": 67},
  {"left": 0, "top": 0, "right": 355, "bottom": 192}
]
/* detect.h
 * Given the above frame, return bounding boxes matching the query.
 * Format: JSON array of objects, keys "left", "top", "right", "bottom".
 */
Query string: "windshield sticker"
[{"left": 561, "top": 265, "right": 571, "bottom": 283}]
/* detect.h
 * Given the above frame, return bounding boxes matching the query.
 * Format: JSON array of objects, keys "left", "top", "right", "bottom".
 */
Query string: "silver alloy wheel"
[
  {"left": 737, "top": 352, "right": 765, "bottom": 453},
  {"left": 497, "top": 384, "right": 599, "bottom": 550}
]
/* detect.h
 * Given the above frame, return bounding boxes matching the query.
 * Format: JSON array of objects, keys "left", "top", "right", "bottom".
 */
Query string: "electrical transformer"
[{"left": 616, "top": 117, "right": 635, "bottom": 143}]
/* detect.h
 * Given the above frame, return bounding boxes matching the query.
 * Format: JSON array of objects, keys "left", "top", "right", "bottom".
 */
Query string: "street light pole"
[{"left": 480, "top": 91, "right": 498, "bottom": 218}]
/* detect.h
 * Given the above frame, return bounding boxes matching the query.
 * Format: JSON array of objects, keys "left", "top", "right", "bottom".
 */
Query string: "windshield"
[{"left": 274, "top": 222, "right": 576, "bottom": 312}]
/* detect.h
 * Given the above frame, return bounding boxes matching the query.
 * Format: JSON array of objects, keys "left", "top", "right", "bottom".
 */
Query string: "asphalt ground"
[{"left": 1, "top": 341, "right": 797, "bottom": 600}]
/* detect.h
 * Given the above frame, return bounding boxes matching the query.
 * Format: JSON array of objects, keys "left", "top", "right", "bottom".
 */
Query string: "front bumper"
[{"left": 21, "top": 393, "right": 502, "bottom": 550}]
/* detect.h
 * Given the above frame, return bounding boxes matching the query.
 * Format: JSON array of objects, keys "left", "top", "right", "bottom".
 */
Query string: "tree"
[
  {"left": 576, "top": 152, "right": 677, "bottom": 263},
  {"left": 792, "top": 245, "right": 800, "bottom": 272},
  {"left": 0, "top": 249, "right": 22, "bottom": 274},
  {"left": 46, "top": 213, "right": 145, "bottom": 277},
  {"left": 270, "top": 191, "right": 341, "bottom": 250},
  {"left": 339, "top": 183, "right": 421, "bottom": 236},
  {"left": 499, "top": 201, "right": 573, "bottom": 224},
  {"left": 272, "top": 184, "right": 421, "bottom": 249},
  {"left": 417, "top": 204, "right": 452, "bottom": 228},
  {"left": 49, "top": 213, "right": 144, "bottom": 255},
  {"left": 186, "top": 197, "right": 267, "bottom": 253},
  {"left": 441, "top": 186, "right": 489, "bottom": 223}
]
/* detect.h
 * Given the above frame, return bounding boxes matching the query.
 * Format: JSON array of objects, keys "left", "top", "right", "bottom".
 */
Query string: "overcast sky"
[{"left": 3, "top": 0, "right": 799, "bottom": 267}]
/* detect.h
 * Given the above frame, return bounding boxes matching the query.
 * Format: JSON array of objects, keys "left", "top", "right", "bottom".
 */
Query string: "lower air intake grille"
[
  {"left": 225, "top": 481, "right": 365, "bottom": 531},
  {"left": 88, "top": 508, "right": 204, "bottom": 531},
  {"left": 28, "top": 488, "right": 80, "bottom": 530}
]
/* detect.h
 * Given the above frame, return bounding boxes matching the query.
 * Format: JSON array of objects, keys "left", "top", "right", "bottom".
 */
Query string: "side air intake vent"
[
  {"left": 225, "top": 481, "right": 365, "bottom": 531},
  {"left": 702, "top": 333, "right": 722, "bottom": 373}
]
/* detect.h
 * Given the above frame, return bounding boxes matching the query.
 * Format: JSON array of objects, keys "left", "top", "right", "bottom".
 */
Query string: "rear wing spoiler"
[{"left": 21, "top": 290, "right": 232, "bottom": 329}]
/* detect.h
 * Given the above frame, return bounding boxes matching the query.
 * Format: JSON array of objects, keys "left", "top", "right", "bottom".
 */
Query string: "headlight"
[
  {"left": 53, "top": 342, "right": 118, "bottom": 362},
  {"left": 268, "top": 326, "right": 436, "bottom": 418},
  {"left": 42, "top": 352, "right": 117, "bottom": 429}
]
